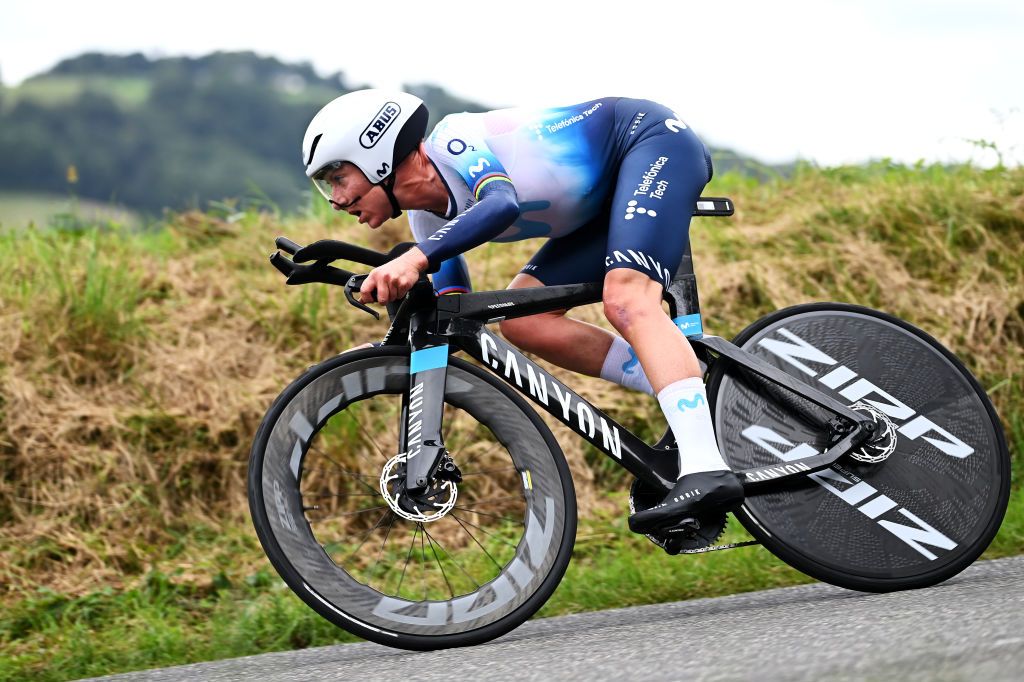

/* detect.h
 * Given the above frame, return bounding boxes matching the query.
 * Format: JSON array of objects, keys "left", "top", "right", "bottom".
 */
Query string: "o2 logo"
[{"left": 447, "top": 139, "right": 476, "bottom": 155}]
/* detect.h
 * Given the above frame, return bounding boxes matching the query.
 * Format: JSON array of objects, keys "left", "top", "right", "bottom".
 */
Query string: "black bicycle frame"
[{"left": 392, "top": 243, "right": 877, "bottom": 497}]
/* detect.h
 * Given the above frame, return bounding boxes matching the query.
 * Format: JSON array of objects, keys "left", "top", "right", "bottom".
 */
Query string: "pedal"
[
  {"left": 628, "top": 479, "right": 729, "bottom": 554},
  {"left": 662, "top": 517, "right": 701, "bottom": 534}
]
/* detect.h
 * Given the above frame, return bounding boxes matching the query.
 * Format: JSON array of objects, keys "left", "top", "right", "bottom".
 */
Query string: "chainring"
[{"left": 629, "top": 478, "right": 729, "bottom": 555}]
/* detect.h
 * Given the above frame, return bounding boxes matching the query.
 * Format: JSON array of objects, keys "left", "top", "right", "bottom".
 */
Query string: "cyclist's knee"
[{"left": 602, "top": 269, "right": 663, "bottom": 333}]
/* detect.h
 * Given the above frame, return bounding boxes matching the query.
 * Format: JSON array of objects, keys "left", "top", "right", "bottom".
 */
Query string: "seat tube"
[{"left": 664, "top": 242, "right": 705, "bottom": 339}]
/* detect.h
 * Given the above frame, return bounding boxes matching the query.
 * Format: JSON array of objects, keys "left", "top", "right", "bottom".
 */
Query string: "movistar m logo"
[
  {"left": 677, "top": 395, "right": 705, "bottom": 411},
  {"left": 622, "top": 348, "right": 640, "bottom": 375},
  {"left": 468, "top": 157, "right": 491, "bottom": 177}
]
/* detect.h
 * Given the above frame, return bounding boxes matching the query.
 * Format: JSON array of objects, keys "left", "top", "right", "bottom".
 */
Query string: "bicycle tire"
[
  {"left": 248, "top": 347, "right": 576, "bottom": 649},
  {"left": 706, "top": 302, "right": 1010, "bottom": 592}
]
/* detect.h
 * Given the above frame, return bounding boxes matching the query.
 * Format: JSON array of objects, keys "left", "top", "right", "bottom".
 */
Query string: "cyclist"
[{"left": 301, "top": 90, "right": 743, "bottom": 532}]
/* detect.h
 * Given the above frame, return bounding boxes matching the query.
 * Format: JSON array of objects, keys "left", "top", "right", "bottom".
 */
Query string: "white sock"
[
  {"left": 599, "top": 336, "right": 655, "bottom": 395},
  {"left": 657, "top": 377, "right": 729, "bottom": 479}
]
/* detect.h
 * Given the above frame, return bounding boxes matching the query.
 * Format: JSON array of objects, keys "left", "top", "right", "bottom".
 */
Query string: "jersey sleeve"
[
  {"left": 416, "top": 117, "right": 521, "bottom": 268},
  {"left": 408, "top": 210, "right": 472, "bottom": 294}
]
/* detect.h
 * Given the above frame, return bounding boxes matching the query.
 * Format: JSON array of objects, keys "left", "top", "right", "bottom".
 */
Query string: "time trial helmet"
[{"left": 302, "top": 89, "right": 429, "bottom": 203}]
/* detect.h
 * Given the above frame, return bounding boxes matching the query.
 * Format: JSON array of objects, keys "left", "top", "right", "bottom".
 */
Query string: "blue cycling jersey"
[{"left": 408, "top": 97, "right": 712, "bottom": 293}]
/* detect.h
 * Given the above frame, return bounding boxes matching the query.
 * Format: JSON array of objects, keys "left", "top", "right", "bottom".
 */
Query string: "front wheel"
[
  {"left": 248, "top": 348, "right": 576, "bottom": 649},
  {"left": 707, "top": 303, "right": 1010, "bottom": 592}
]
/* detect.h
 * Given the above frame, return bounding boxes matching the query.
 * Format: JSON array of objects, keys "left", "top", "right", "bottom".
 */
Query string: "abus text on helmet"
[{"left": 360, "top": 103, "right": 402, "bottom": 149}]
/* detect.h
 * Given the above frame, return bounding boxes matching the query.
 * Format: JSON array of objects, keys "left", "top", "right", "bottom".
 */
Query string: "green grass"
[
  {"left": 5, "top": 490, "right": 1023, "bottom": 682},
  {"left": 0, "top": 160, "right": 1021, "bottom": 680},
  {"left": 0, "top": 225, "right": 165, "bottom": 370},
  {"left": 0, "top": 192, "right": 140, "bottom": 231}
]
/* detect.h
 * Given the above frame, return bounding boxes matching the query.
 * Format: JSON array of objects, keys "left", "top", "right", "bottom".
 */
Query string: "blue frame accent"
[
  {"left": 673, "top": 314, "right": 703, "bottom": 337},
  {"left": 409, "top": 345, "right": 449, "bottom": 374}
]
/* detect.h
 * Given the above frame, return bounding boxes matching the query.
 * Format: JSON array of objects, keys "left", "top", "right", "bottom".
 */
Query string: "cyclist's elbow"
[{"left": 499, "top": 197, "right": 520, "bottom": 225}]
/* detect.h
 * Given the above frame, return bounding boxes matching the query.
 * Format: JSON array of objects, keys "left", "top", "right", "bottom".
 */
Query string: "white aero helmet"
[{"left": 302, "top": 89, "right": 428, "bottom": 215}]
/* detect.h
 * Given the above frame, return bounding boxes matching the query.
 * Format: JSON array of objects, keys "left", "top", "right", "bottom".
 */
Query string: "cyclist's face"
[{"left": 322, "top": 164, "right": 391, "bottom": 229}]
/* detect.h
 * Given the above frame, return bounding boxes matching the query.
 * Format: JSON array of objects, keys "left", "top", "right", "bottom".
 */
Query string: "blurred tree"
[{"left": 0, "top": 52, "right": 780, "bottom": 214}]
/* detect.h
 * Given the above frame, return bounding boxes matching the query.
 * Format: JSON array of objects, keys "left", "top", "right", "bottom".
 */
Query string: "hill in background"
[{"left": 0, "top": 51, "right": 785, "bottom": 219}]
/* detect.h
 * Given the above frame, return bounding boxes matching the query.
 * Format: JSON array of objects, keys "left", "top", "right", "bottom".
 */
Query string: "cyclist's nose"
[{"left": 332, "top": 185, "right": 351, "bottom": 208}]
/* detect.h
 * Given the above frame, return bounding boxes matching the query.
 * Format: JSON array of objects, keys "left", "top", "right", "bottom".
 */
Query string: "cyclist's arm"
[
  {"left": 408, "top": 212, "right": 473, "bottom": 294},
  {"left": 415, "top": 118, "right": 521, "bottom": 270},
  {"left": 416, "top": 179, "right": 519, "bottom": 268}
]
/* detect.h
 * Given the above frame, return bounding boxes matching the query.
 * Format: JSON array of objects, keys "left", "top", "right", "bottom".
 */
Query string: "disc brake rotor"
[
  {"left": 379, "top": 453, "right": 457, "bottom": 523},
  {"left": 847, "top": 401, "right": 898, "bottom": 464}
]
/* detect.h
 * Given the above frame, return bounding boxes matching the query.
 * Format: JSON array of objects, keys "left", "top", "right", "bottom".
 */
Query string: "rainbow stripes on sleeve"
[{"left": 472, "top": 173, "right": 513, "bottom": 200}]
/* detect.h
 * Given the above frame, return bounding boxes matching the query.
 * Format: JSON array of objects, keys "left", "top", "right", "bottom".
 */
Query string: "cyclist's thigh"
[
  {"left": 518, "top": 213, "right": 609, "bottom": 286},
  {"left": 605, "top": 118, "right": 710, "bottom": 288}
]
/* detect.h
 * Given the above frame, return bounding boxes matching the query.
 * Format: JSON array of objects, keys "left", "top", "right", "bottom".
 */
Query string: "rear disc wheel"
[{"left": 707, "top": 303, "right": 1010, "bottom": 592}]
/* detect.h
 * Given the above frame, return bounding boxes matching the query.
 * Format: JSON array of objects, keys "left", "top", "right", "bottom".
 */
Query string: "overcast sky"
[{"left": 2, "top": 0, "right": 1021, "bottom": 166}]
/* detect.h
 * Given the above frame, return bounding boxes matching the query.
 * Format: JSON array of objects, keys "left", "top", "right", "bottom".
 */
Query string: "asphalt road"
[{"left": 89, "top": 555, "right": 1024, "bottom": 682}]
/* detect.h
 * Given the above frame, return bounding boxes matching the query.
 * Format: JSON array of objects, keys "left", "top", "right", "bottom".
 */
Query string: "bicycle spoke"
[
  {"left": 450, "top": 513, "right": 520, "bottom": 550},
  {"left": 344, "top": 409, "right": 392, "bottom": 464},
  {"left": 425, "top": 529, "right": 455, "bottom": 600},
  {"left": 451, "top": 514, "right": 503, "bottom": 570},
  {"left": 367, "top": 513, "right": 398, "bottom": 583},
  {"left": 339, "top": 510, "right": 394, "bottom": 566},
  {"left": 395, "top": 524, "right": 420, "bottom": 597},
  {"left": 419, "top": 524, "right": 429, "bottom": 601},
  {"left": 306, "top": 451, "right": 380, "bottom": 496},
  {"left": 309, "top": 504, "right": 391, "bottom": 524},
  {"left": 304, "top": 463, "right": 379, "bottom": 481},
  {"left": 306, "top": 491, "right": 379, "bottom": 499},
  {"left": 460, "top": 441, "right": 504, "bottom": 472},
  {"left": 308, "top": 448, "right": 379, "bottom": 480},
  {"left": 452, "top": 505, "right": 524, "bottom": 525},
  {"left": 421, "top": 525, "right": 480, "bottom": 589},
  {"left": 456, "top": 495, "right": 525, "bottom": 509},
  {"left": 460, "top": 466, "right": 518, "bottom": 477}
]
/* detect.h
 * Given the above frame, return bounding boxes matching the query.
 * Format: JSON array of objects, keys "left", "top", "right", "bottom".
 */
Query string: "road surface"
[{"left": 90, "top": 555, "right": 1024, "bottom": 681}]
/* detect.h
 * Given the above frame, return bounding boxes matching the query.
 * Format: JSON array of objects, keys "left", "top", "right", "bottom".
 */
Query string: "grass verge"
[{"left": 0, "top": 161, "right": 1021, "bottom": 679}]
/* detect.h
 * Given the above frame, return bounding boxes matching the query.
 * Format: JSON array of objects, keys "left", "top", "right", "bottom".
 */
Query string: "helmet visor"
[{"left": 310, "top": 161, "right": 343, "bottom": 203}]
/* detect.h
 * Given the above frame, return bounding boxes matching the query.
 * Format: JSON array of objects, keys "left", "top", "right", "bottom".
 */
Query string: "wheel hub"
[
  {"left": 848, "top": 401, "right": 898, "bottom": 463},
  {"left": 379, "top": 453, "right": 457, "bottom": 522}
]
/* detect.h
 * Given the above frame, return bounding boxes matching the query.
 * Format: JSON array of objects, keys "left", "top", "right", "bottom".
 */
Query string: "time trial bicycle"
[{"left": 248, "top": 197, "right": 1009, "bottom": 650}]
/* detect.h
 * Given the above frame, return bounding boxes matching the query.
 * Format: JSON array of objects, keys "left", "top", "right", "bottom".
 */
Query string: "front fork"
[{"left": 400, "top": 286, "right": 450, "bottom": 494}]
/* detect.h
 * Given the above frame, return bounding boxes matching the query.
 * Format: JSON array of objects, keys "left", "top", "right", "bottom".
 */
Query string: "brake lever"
[{"left": 344, "top": 274, "right": 381, "bottom": 320}]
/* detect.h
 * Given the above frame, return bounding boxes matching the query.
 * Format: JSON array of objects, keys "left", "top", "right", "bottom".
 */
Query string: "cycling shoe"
[{"left": 628, "top": 470, "right": 744, "bottom": 534}]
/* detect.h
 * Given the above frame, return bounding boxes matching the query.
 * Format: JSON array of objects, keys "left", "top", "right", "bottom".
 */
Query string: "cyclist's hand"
[{"left": 360, "top": 248, "right": 428, "bottom": 305}]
